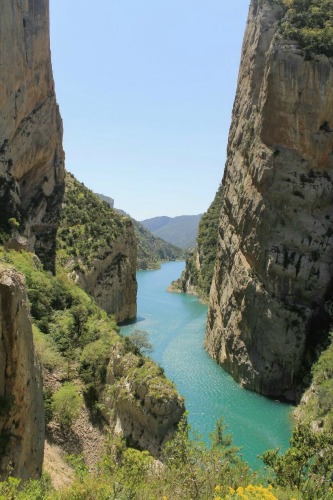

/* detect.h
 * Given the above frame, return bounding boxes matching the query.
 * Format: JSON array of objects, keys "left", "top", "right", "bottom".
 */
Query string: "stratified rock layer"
[
  {"left": 0, "top": 266, "right": 44, "bottom": 479},
  {"left": 0, "top": 0, "right": 65, "bottom": 259},
  {"left": 205, "top": 0, "right": 333, "bottom": 401}
]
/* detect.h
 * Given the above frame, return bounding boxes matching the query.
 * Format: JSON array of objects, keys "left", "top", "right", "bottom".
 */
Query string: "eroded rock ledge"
[
  {"left": 0, "top": 266, "right": 44, "bottom": 479},
  {"left": 205, "top": 0, "right": 333, "bottom": 401},
  {"left": 102, "top": 344, "right": 185, "bottom": 457}
]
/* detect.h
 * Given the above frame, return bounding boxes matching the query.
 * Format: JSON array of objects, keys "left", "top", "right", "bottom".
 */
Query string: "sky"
[{"left": 50, "top": 1, "right": 249, "bottom": 221}]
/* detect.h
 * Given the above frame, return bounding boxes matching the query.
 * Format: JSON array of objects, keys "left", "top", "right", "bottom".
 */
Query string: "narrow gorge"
[{"left": 1, "top": 0, "right": 333, "bottom": 497}]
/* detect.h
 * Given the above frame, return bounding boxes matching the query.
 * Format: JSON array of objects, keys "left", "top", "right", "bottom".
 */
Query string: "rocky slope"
[
  {"left": 56, "top": 174, "right": 137, "bottom": 323},
  {"left": 0, "top": 266, "right": 44, "bottom": 480},
  {"left": 0, "top": 0, "right": 65, "bottom": 261},
  {"left": 102, "top": 344, "right": 185, "bottom": 457},
  {"left": 205, "top": 0, "right": 333, "bottom": 401}
]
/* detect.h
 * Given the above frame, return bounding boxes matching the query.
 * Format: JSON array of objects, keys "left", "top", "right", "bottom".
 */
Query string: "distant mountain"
[
  {"left": 140, "top": 214, "right": 202, "bottom": 250},
  {"left": 96, "top": 194, "right": 185, "bottom": 270},
  {"left": 142, "top": 216, "right": 172, "bottom": 232}
]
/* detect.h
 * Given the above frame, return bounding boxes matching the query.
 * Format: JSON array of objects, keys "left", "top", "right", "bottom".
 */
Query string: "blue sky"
[{"left": 50, "top": 1, "right": 249, "bottom": 220}]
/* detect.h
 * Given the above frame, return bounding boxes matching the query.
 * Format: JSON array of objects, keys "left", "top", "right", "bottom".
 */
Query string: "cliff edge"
[
  {"left": 205, "top": 0, "right": 333, "bottom": 401},
  {"left": 0, "top": 0, "right": 65, "bottom": 262},
  {"left": 0, "top": 266, "right": 44, "bottom": 479}
]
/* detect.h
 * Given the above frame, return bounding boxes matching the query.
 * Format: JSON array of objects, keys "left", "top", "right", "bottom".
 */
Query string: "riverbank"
[{"left": 121, "top": 261, "right": 292, "bottom": 468}]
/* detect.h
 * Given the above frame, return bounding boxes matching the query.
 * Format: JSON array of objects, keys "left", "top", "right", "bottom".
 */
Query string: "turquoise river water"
[{"left": 121, "top": 261, "right": 292, "bottom": 467}]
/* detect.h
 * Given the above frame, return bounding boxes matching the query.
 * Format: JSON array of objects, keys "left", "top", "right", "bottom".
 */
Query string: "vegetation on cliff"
[
  {"left": 0, "top": 249, "right": 180, "bottom": 438},
  {"left": 134, "top": 220, "right": 184, "bottom": 270},
  {"left": 0, "top": 249, "right": 118, "bottom": 413},
  {"left": 1, "top": 414, "right": 333, "bottom": 498},
  {"left": 295, "top": 334, "right": 333, "bottom": 432},
  {"left": 263, "top": 0, "right": 333, "bottom": 56},
  {"left": 179, "top": 184, "right": 223, "bottom": 300},
  {"left": 97, "top": 194, "right": 185, "bottom": 270},
  {"left": 140, "top": 214, "right": 202, "bottom": 250},
  {"left": 56, "top": 173, "right": 131, "bottom": 273}
]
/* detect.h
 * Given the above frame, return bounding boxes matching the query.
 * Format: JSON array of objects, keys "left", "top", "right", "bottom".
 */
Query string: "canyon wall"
[
  {"left": 0, "top": 0, "right": 65, "bottom": 260},
  {"left": 0, "top": 266, "right": 44, "bottom": 479},
  {"left": 205, "top": 0, "right": 333, "bottom": 401},
  {"left": 102, "top": 344, "right": 185, "bottom": 457},
  {"left": 74, "top": 220, "right": 137, "bottom": 323}
]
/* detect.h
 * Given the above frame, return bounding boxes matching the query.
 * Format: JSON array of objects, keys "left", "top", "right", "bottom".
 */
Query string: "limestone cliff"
[
  {"left": 102, "top": 344, "right": 185, "bottom": 457},
  {"left": 0, "top": 266, "right": 44, "bottom": 479},
  {"left": 0, "top": 0, "right": 65, "bottom": 261},
  {"left": 205, "top": 0, "right": 333, "bottom": 401},
  {"left": 57, "top": 174, "right": 137, "bottom": 323}
]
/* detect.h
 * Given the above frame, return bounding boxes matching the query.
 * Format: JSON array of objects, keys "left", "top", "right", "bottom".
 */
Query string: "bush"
[
  {"left": 124, "top": 329, "right": 153, "bottom": 354},
  {"left": 265, "top": 0, "right": 333, "bottom": 57},
  {"left": 182, "top": 183, "right": 223, "bottom": 299},
  {"left": 51, "top": 383, "right": 83, "bottom": 431},
  {"left": 262, "top": 424, "right": 333, "bottom": 496}
]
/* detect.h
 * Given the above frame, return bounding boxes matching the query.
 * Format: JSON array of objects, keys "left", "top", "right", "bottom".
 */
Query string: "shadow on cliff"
[
  {"left": 303, "top": 277, "right": 333, "bottom": 374},
  {"left": 34, "top": 182, "right": 65, "bottom": 274},
  {"left": 118, "top": 315, "right": 145, "bottom": 327}
]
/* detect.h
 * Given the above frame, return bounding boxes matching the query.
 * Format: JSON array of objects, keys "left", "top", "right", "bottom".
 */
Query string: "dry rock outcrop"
[
  {"left": 102, "top": 345, "right": 185, "bottom": 456},
  {"left": 205, "top": 0, "right": 333, "bottom": 401},
  {"left": 0, "top": 266, "right": 44, "bottom": 479},
  {"left": 0, "top": 0, "right": 65, "bottom": 262},
  {"left": 73, "top": 222, "right": 137, "bottom": 323}
]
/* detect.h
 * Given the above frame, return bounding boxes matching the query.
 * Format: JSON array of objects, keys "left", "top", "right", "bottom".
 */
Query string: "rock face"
[
  {"left": 74, "top": 221, "right": 137, "bottom": 323},
  {"left": 205, "top": 0, "right": 333, "bottom": 401},
  {"left": 102, "top": 345, "right": 185, "bottom": 457},
  {"left": 0, "top": 266, "right": 44, "bottom": 479},
  {"left": 57, "top": 175, "right": 137, "bottom": 323},
  {"left": 0, "top": 0, "right": 65, "bottom": 263}
]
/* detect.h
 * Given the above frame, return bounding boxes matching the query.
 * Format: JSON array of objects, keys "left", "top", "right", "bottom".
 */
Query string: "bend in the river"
[{"left": 121, "top": 261, "right": 292, "bottom": 467}]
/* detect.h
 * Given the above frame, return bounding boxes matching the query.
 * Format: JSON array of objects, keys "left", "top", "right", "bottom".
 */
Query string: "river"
[{"left": 121, "top": 261, "right": 292, "bottom": 467}]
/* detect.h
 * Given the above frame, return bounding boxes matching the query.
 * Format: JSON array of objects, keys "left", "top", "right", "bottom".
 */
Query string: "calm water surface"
[{"left": 121, "top": 261, "right": 292, "bottom": 467}]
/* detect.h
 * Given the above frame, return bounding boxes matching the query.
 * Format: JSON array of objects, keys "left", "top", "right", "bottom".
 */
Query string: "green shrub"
[
  {"left": 123, "top": 329, "right": 153, "bottom": 354},
  {"left": 262, "top": 424, "right": 333, "bottom": 497},
  {"left": 183, "top": 184, "right": 223, "bottom": 299},
  {"left": 51, "top": 383, "right": 83, "bottom": 431},
  {"left": 79, "top": 334, "right": 115, "bottom": 408},
  {"left": 7, "top": 218, "right": 20, "bottom": 229},
  {"left": 32, "top": 324, "right": 66, "bottom": 372},
  {"left": 264, "top": 0, "right": 333, "bottom": 57},
  {"left": 65, "top": 454, "right": 89, "bottom": 481},
  {"left": 0, "top": 474, "right": 52, "bottom": 499},
  {"left": 56, "top": 173, "right": 131, "bottom": 272}
]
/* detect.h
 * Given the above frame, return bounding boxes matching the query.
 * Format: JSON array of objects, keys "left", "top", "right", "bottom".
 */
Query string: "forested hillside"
[{"left": 141, "top": 214, "right": 202, "bottom": 250}]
